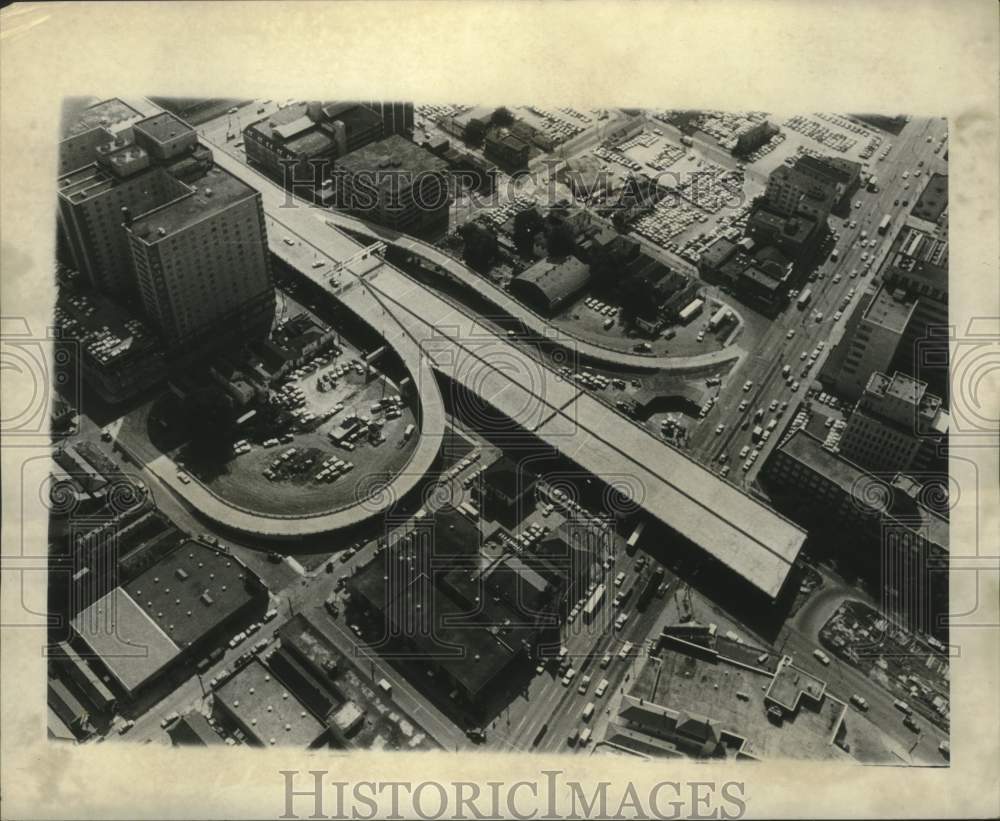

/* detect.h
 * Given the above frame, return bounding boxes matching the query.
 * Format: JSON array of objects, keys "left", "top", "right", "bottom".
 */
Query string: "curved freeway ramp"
[
  {"left": 139, "top": 170, "right": 446, "bottom": 541},
  {"left": 192, "top": 141, "right": 802, "bottom": 596},
  {"left": 324, "top": 211, "right": 745, "bottom": 374}
]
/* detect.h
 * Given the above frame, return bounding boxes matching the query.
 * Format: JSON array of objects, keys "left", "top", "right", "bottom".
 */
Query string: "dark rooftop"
[
  {"left": 337, "top": 134, "right": 448, "bottom": 177},
  {"left": 750, "top": 206, "right": 817, "bottom": 243},
  {"left": 285, "top": 129, "right": 336, "bottom": 158},
  {"left": 134, "top": 111, "right": 195, "bottom": 145},
  {"left": 777, "top": 429, "right": 948, "bottom": 550},
  {"left": 128, "top": 164, "right": 257, "bottom": 240},
  {"left": 124, "top": 539, "right": 261, "bottom": 649},
  {"left": 483, "top": 457, "right": 536, "bottom": 500},
  {"left": 911, "top": 173, "right": 948, "bottom": 223},
  {"left": 170, "top": 712, "right": 224, "bottom": 746},
  {"left": 862, "top": 285, "right": 917, "bottom": 333},
  {"left": 701, "top": 237, "right": 737, "bottom": 270}
]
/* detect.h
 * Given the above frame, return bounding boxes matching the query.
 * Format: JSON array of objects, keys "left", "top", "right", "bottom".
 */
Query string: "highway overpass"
[{"left": 207, "top": 146, "right": 806, "bottom": 598}]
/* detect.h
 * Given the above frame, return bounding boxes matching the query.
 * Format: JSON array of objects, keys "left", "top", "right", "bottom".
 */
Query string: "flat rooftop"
[
  {"left": 62, "top": 98, "right": 142, "bottom": 138},
  {"left": 56, "top": 284, "right": 159, "bottom": 366},
  {"left": 128, "top": 164, "right": 257, "bottom": 240},
  {"left": 631, "top": 644, "right": 846, "bottom": 761},
  {"left": 862, "top": 284, "right": 916, "bottom": 333},
  {"left": 348, "top": 264, "right": 806, "bottom": 598},
  {"left": 765, "top": 656, "right": 827, "bottom": 712},
  {"left": 134, "top": 111, "right": 194, "bottom": 144},
  {"left": 277, "top": 614, "right": 340, "bottom": 674},
  {"left": 123, "top": 539, "right": 258, "bottom": 649},
  {"left": 71, "top": 587, "right": 180, "bottom": 694},
  {"left": 285, "top": 129, "right": 335, "bottom": 157},
  {"left": 337, "top": 134, "right": 448, "bottom": 177},
  {"left": 911, "top": 173, "right": 948, "bottom": 223},
  {"left": 215, "top": 659, "right": 325, "bottom": 747},
  {"left": 777, "top": 429, "right": 949, "bottom": 551},
  {"left": 58, "top": 163, "right": 120, "bottom": 202}
]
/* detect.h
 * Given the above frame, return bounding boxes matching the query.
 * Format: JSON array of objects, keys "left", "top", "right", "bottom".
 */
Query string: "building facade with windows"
[
  {"left": 826, "top": 285, "right": 917, "bottom": 402},
  {"left": 837, "top": 371, "right": 948, "bottom": 474},
  {"left": 125, "top": 165, "right": 274, "bottom": 354},
  {"left": 335, "top": 135, "right": 451, "bottom": 238}
]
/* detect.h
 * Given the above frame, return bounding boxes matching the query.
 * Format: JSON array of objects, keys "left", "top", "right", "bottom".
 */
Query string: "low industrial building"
[
  {"left": 335, "top": 135, "right": 451, "bottom": 238},
  {"left": 71, "top": 540, "right": 267, "bottom": 698},
  {"left": 484, "top": 130, "right": 531, "bottom": 171},
  {"left": 213, "top": 658, "right": 328, "bottom": 748},
  {"left": 169, "top": 712, "right": 225, "bottom": 746},
  {"left": 509, "top": 257, "right": 591, "bottom": 315}
]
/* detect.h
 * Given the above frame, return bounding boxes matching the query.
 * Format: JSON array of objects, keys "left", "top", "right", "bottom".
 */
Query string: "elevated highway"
[{"left": 206, "top": 146, "right": 806, "bottom": 597}]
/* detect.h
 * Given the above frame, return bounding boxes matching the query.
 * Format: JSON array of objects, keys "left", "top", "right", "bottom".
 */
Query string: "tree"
[
  {"left": 182, "top": 387, "right": 236, "bottom": 458},
  {"left": 464, "top": 119, "right": 487, "bottom": 147},
  {"left": 461, "top": 223, "right": 498, "bottom": 273},
  {"left": 619, "top": 275, "right": 660, "bottom": 326},
  {"left": 513, "top": 208, "right": 545, "bottom": 258},
  {"left": 491, "top": 107, "right": 514, "bottom": 127},
  {"left": 546, "top": 219, "right": 577, "bottom": 259}
]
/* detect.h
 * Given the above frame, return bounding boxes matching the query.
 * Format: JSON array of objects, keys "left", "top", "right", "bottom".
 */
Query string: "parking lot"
[
  {"left": 550, "top": 291, "right": 732, "bottom": 357},
  {"left": 190, "top": 361, "right": 418, "bottom": 517}
]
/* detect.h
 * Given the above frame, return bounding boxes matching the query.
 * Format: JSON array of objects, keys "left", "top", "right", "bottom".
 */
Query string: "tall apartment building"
[
  {"left": 57, "top": 111, "right": 213, "bottom": 296},
  {"left": 58, "top": 147, "right": 190, "bottom": 295},
  {"left": 825, "top": 284, "right": 917, "bottom": 402},
  {"left": 335, "top": 134, "right": 450, "bottom": 238},
  {"left": 125, "top": 164, "right": 274, "bottom": 354},
  {"left": 243, "top": 101, "right": 383, "bottom": 187},
  {"left": 363, "top": 101, "right": 414, "bottom": 138},
  {"left": 59, "top": 97, "right": 145, "bottom": 175},
  {"left": 838, "top": 371, "right": 948, "bottom": 474}
]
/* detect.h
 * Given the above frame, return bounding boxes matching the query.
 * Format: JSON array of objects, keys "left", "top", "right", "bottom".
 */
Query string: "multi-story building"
[
  {"left": 55, "top": 279, "right": 166, "bottom": 404},
  {"left": 825, "top": 284, "right": 917, "bottom": 402},
  {"left": 838, "top": 371, "right": 948, "bottom": 474},
  {"left": 59, "top": 97, "right": 145, "bottom": 175},
  {"left": 57, "top": 112, "right": 215, "bottom": 297},
  {"left": 335, "top": 134, "right": 451, "bottom": 238},
  {"left": 362, "top": 101, "right": 414, "bottom": 139},
  {"left": 125, "top": 164, "right": 274, "bottom": 354},
  {"left": 484, "top": 130, "right": 531, "bottom": 171},
  {"left": 762, "top": 428, "right": 948, "bottom": 636},
  {"left": 746, "top": 207, "right": 820, "bottom": 263},
  {"left": 243, "top": 101, "right": 383, "bottom": 188},
  {"left": 763, "top": 154, "right": 860, "bottom": 224},
  {"left": 58, "top": 146, "right": 189, "bottom": 296},
  {"left": 881, "top": 222, "right": 950, "bottom": 399}
]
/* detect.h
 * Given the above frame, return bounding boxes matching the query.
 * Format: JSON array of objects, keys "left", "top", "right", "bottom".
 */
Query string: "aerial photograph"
[{"left": 48, "top": 97, "right": 951, "bottom": 764}]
